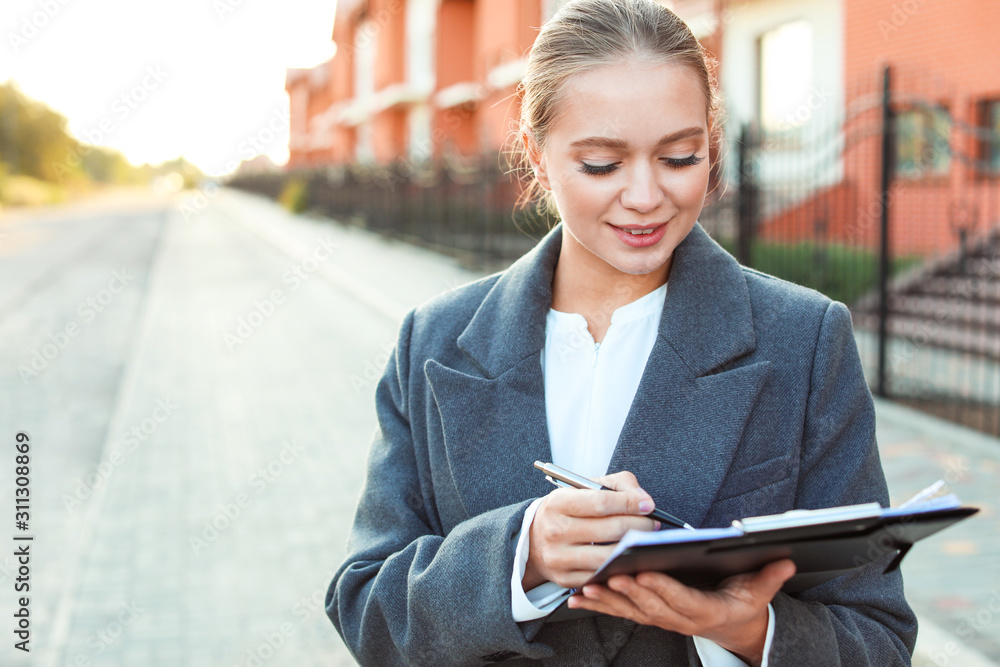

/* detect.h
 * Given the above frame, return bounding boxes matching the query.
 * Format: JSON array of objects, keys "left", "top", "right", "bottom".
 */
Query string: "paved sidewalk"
[
  {"left": 218, "top": 187, "right": 488, "bottom": 324},
  {"left": 226, "top": 188, "right": 1000, "bottom": 665},
  {"left": 877, "top": 401, "right": 1000, "bottom": 666}
]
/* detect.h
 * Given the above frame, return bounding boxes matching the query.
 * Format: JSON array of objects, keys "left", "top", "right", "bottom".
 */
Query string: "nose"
[{"left": 619, "top": 163, "right": 664, "bottom": 214}]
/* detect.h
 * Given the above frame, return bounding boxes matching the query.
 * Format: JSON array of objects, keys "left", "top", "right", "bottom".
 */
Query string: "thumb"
[{"left": 752, "top": 559, "right": 797, "bottom": 599}]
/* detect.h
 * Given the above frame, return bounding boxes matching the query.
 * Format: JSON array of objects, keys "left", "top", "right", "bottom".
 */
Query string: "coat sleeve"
[
  {"left": 326, "top": 309, "right": 556, "bottom": 666},
  {"left": 768, "top": 301, "right": 918, "bottom": 666}
]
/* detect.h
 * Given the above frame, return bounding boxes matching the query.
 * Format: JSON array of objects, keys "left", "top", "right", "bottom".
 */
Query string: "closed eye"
[
  {"left": 579, "top": 162, "right": 618, "bottom": 176},
  {"left": 664, "top": 154, "right": 705, "bottom": 168}
]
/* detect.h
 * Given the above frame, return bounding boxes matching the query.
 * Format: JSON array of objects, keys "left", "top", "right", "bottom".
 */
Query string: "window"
[
  {"left": 406, "top": 0, "right": 436, "bottom": 162},
  {"left": 895, "top": 105, "right": 951, "bottom": 178},
  {"left": 406, "top": 0, "right": 436, "bottom": 96},
  {"left": 758, "top": 20, "right": 814, "bottom": 132},
  {"left": 979, "top": 99, "right": 1000, "bottom": 173}
]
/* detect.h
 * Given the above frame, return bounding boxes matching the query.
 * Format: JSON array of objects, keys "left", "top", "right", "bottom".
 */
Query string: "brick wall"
[{"left": 843, "top": 0, "right": 1000, "bottom": 255}]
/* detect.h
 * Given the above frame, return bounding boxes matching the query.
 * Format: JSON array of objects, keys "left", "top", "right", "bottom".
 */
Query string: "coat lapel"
[
  {"left": 424, "top": 225, "right": 563, "bottom": 518},
  {"left": 426, "top": 223, "right": 772, "bottom": 525},
  {"left": 425, "top": 355, "right": 553, "bottom": 519},
  {"left": 607, "top": 226, "right": 772, "bottom": 528}
]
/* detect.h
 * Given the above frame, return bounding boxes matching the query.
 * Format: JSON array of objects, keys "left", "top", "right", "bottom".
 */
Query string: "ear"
[{"left": 521, "top": 129, "right": 551, "bottom": 191}]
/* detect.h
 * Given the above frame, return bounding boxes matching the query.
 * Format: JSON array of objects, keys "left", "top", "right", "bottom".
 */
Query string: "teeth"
[{"left": 626, "top": 228, "right": 654, "bottom": 235}]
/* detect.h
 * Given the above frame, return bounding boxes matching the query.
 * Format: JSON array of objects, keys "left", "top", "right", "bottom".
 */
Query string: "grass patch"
[
  {"left": 0, "top": 174, "right": 70, "bottom": 207},
  {"left": 278, "top": 178, "right": 309, "bottom": 214},
  {"left": 717, "top": 238, "right": 921, "bottom": 305}
]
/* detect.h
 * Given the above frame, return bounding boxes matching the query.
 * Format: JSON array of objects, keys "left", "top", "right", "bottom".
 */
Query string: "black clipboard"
[{"left": 547, "top": 501, "right": 978, "bottom": 623}]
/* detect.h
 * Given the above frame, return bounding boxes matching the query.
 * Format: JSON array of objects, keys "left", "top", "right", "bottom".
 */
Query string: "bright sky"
[{"left": 1, "top": 0, "right": 339, "bottom": 175}]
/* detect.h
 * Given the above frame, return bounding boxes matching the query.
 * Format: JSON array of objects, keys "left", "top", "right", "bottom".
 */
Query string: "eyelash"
[{"left": 578, "top": 155, "right": 705, "bottom": 176}]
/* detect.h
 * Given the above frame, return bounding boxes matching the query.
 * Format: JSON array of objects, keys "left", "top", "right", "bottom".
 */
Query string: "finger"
[
  {"left": 551, "top": 568, "right": 610, "bottom": 590},
  {"left": 543, "top": 543, "right": 621, "bottom": 577},
  {"left": 551, "top": 486, "right": 654, "bottom": 519},
  {"left": 539, "top": 512, "right": 658, "bottom": 543},
  {"left": 574, "top": 514, "right": 661, "bottom": 543},
  {"left": 713, "top": 558, "right": 797, "bottom": 606},
  {"left": 568, "top": 584, "right": 642, "bottom": 620},
  {"left": 595, "top": 471, "right": 659, "bottom": 518},
  {"left": 593, "top": 470, "right": 640, "bottom": 493},
  {"left": 526, "top": 536, "right": 612, "bottom": 589},
  {"left": 603, "top": 575, "right": 696, "bottom": 631},
  {"left": 631, "top": 571, "right": 714, "bottom": 619}
]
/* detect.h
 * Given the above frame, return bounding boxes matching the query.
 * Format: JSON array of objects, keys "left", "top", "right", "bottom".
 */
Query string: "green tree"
[
  {"left": 0, "top": 81, "right": 81, "bottom": 182},
  {"left": 0, "top": 81, "right": 166, "bottom": 188}
]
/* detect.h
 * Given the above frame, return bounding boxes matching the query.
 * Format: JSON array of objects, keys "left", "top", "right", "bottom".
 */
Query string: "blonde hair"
[{"left": 513, "top": 0, "right": 722, "bottom": 216}]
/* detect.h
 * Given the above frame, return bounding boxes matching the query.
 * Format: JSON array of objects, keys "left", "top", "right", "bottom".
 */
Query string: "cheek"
[
  {"left": 675, "top": 168, "right": 710, "bottom": 208},
  {"left": 554, "top": 173, "right": 618, "bottom": 217}
]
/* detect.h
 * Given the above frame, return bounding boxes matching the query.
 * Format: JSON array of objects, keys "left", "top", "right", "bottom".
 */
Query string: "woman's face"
[{"left": 528, "top": 60, "right": 711, "bottom": 279}]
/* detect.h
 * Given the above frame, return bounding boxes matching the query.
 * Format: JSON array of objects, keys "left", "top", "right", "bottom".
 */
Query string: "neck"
[{"left": 550, "top": 228, "right": 670, "bottom": 321}]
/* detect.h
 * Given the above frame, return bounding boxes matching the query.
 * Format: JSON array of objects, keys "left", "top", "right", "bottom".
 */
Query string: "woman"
[{"left": 327, "top": 1, "right": 917, "bottom": 664}]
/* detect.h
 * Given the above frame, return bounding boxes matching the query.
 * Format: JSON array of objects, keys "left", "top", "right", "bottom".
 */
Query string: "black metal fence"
[
  {"left": 231, "top": 156, "right": 547, "bottom": 269},
  {"left": 229, "top": 65, "right": 1000, "bottom": 437}
]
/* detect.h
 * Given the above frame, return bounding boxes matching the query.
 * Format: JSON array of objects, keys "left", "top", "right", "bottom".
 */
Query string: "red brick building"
[
  {"left": 286, "top": 0, "right": 550, "bottom": 168},
  {"left": 841, "top": 0, "right": 1000, "bottom": 255}
]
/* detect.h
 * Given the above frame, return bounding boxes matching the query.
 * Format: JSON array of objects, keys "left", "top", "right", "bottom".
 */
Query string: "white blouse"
[{"left": 509, "top": 283, "right": 775, "bottom": 666}]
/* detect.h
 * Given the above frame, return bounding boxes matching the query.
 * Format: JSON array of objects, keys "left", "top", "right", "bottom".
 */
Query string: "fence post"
[
  {"left": 876, "top": 65, "right": 894, "bottom": 398},
  {"left": 736, "top": 123, "right": 757, "bottom": 266}
]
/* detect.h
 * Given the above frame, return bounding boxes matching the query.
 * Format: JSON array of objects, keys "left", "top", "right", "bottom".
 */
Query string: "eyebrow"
[{"left": 569, "top": 127, "right": 705, "bottom": 150}]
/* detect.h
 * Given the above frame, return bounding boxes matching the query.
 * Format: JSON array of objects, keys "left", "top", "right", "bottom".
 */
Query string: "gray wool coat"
[{"left": 327, "top": 222, "right": 918, "bottom": 666}]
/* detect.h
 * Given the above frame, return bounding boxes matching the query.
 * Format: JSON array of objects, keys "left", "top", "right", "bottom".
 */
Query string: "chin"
[{"left": 610, "top": 252, "right": 673, "bottom": 276}]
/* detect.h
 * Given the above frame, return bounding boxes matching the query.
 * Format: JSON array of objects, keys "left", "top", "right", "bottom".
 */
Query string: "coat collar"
[
  {"left": 457, "top": 222, "right": 757, "bottom": 379},
  {"left": 455, "top": 223, "right": 560, "bottom": 379}
]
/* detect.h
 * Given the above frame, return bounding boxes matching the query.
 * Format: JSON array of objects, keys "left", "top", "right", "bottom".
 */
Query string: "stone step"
[
  {"left": 854, "top": 294, "right": 1000, "bottom": 332},
  {"left": 889, "top": 294, "right": 1000, "bottom": 331},
  {"left": 906, "top": 276, "right": 1000, "bottom": 304},
  {"left": 852, "top": 310, "right": 1000, "bottom": 359},
  {"left": 936, "top": 257, "right": 1000, "bottom": 279}
]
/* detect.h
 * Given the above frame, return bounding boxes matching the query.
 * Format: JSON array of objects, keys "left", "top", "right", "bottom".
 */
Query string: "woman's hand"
[
  {"left": 522, "top": 471, "right": 660, "bottom": 590},
  {"left": 567, "top": 559, "right": 797, "bottom": 666}
]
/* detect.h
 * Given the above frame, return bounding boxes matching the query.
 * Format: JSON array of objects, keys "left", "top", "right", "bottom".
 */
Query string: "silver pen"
[{"left": 533, "top": 460, "right": 696, "bottom": 530}]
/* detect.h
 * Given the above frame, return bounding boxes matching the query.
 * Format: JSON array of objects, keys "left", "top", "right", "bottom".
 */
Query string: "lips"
[{"left": 609, "top": 222, "right": 667, "bottom": 248}]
